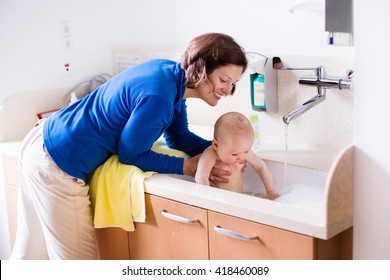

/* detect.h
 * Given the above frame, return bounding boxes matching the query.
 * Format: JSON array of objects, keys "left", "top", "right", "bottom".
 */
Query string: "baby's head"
[{"left": 213, "top": 112, "right": 254, "bottom": 164}]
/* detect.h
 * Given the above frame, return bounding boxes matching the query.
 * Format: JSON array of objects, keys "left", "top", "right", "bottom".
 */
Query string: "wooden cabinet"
[
  {"left": 2, "top": 154, "right": 20, "bottom": 248},
  {"left": 128, "top": 194, "right": 209, "bottom": 260},
  {"left": 208, "top": 211, "right": 352, "bottom": 260},
  {"left": 208, "top": 211, "right": 315, "bottom": 260},
  {"left": 126, "top": 195, "right": 351, "bottom": 260},
  {"left": 95, "top": 227, "right": 130, "bottom": 260}
]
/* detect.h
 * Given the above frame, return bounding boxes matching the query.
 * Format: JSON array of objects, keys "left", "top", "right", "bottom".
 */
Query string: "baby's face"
[{"left": 214, "top": 135, "right": 253, "bottom": 165}]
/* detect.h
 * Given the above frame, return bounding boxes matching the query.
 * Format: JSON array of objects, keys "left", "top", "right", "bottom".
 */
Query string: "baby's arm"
[
  {"left": 247, "top": 151, "right": 279, "bottom": 200},
  {"left": 195, "top": 146, "right": 217, "bottom": 186}
]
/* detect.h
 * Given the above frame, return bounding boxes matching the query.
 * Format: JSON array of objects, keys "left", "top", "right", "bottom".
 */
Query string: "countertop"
[{"left": 144, "top": 174, "right": 328, "bottom": 237}]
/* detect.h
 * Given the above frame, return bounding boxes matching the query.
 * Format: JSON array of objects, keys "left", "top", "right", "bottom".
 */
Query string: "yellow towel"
[
  {"left": 89, "top": 142, "right": 188, "bottom": 231},
  {"left": 151, "top": 141, "right": 189, "bottom": 158},
  {"left": 89, "top": 155, "right": 154, "bottom": 231}
]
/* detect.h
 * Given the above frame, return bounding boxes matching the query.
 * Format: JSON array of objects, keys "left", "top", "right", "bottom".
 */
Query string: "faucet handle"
[
  {"left": 346, "top": 69, "right": 354, "bottom": 78},
  {"left": 317, "top": 66, "right": 326, "bottom": 79}
]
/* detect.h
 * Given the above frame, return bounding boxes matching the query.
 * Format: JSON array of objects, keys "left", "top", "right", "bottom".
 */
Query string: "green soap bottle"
[{"left": 250, "top": 73, "right": 266, "bottom": 111}]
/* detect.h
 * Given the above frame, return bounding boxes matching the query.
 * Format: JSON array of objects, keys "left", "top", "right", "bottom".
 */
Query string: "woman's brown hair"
[{"left": 181, "top": 33, "right": 247, "bottom": 94}]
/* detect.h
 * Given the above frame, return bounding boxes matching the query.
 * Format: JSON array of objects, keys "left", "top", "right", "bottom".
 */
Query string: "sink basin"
[
  {"left": 170, "top": 160, "right": 328, "bottom": 205},
  {"left": 244, "top": 160, "right": 328, "bottom": 204}
]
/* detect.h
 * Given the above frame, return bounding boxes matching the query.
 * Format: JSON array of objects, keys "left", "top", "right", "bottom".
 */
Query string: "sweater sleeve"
[
  {"left": 117, "top": 95, "right": 185, "bottom": 174},
  {"left": 164, "top": 101, "right": 212, "bottom": 156}
]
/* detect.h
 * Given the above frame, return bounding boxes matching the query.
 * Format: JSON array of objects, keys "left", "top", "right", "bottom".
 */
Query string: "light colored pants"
[{"left": 10, "top": 120, "right": 97, "bottom": 259}]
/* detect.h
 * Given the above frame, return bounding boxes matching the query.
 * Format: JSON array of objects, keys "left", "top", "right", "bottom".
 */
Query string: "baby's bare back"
[{"left": 214, "top": 161, "right": 244, "bottom": 193}]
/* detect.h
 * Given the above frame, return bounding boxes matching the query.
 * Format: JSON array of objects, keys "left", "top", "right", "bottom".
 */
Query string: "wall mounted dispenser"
[
  {"left": 247, "top": 54, "right": 279, "bottom": 114},
  {"left": 325, "top": 0, "right": 353, "bottom": 46}
]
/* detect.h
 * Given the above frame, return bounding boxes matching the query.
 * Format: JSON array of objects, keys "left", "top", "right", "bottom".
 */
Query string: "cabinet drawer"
[
  {"left": 208, "top": 211, "right": 315, "bottom": 260},
  {"left": 2, "top": 154, "right": 20, "bottom": 187},
  {"left": 129, "top": 194, "right": 209, "bottom": 260}
]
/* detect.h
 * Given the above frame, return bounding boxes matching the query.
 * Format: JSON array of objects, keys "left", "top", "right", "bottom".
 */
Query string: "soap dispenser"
[
  {"left": 249, "top": 56, "right": 278, "bottom": 114},
  {"left": 251, "top": 73, "right": 266, "bottom": 110}
]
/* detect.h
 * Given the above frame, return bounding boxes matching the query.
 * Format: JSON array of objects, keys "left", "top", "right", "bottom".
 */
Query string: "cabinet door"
[
  {"left": 4, "top": 183, "right": 18, "bottom": 248},
  {"left": 2, "top": 154, "right": 20, "bottom": 186},
  {"left": 129, "top": 194, "right": 209, "bottom": 260},
  {"left": 2, "top": 154, "right": 20, "bottom": 248},
  {"left": 95, "top": 228, "right": 130, "bottom": 260},
  {"left": 208, "top": 211, "right": 315, "bottom": 260}
]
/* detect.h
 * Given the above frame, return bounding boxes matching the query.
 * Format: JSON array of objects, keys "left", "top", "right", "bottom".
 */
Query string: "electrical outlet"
[
  {"left": 60, "top": 20, "right": 73, "bottom": 51},
  {"left": 58, "top": 21, "right": 74, "bottom": 77}
]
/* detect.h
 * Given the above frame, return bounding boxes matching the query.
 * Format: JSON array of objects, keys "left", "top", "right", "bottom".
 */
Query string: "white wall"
[
  {"left": 0, "top": 0, "right": 352, "bottom": 103},
  {"left": 353, "top": 0, "right": 390, "bottom": 259},
  {"left": 4, "top": 0, "right": 387, "bottom": 260}
]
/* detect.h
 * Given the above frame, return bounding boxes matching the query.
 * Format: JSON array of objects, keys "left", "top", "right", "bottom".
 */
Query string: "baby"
[{"left": 195, "top": 112, "right": 279, "bottom": 200}]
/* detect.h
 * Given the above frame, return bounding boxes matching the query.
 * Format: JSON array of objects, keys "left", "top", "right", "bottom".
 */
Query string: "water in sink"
[
  {"left": 168, "top": 160, "right": 328, "bottom": 204},
  {"left": 273, "top": 183, "right": 325, "bottom": 204},
  {"left": 243, "top": 160, "right": 328, "bottom": 204}
]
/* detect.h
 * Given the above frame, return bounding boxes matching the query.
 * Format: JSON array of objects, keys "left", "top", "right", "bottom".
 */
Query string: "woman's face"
[{"left": 197, "top": 64, "right": 244, "bottom": 107}]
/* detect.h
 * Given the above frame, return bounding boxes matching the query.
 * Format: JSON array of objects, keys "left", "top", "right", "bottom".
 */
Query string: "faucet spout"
[{"left": 282, "top": 87, "right": 326, "bottom": 125}]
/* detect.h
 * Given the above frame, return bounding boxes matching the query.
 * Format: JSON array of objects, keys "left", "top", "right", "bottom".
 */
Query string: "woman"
[{"left": 11, "top": 33, "right": 248, "bottom": 259}]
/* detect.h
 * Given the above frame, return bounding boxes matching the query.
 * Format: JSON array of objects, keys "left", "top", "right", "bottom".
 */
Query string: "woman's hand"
[
  {"left": 183, "top": 155, "right": 233, "bottom": 187},
  {"left": 183, "top": 155, "right": 201, "bottom": 177},
  {"left": 209, "top": 166, "right": 231, "bottom": 187}
]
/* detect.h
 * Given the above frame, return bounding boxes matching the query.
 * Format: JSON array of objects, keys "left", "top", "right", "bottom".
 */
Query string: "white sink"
[
  {"left": 244, "top": 161, "right": 328, "bottom": 204},
  {"left": 170, "top": 160, "right": 328, "bottom": 205},
  {"left": 147, "top": 141, "right": 353, "bottom": 239}
]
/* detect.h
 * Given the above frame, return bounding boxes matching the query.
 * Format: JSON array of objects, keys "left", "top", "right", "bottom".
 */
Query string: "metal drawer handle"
[
  {"left": 214, "top": 225, "right": 259, "bottom": 241},
  {"left": 160, "top": 210, "right": 200, "bottom": 224}
]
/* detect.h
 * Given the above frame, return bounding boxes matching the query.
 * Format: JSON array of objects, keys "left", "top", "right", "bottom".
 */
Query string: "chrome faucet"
[
  {"left": 298, "top": 66, "right": 353, "bottom": 90},
  {"left": 282, "top": 66, "right": 353, "bottom": 124},
  {"left": 282, "top": 87, "right": 326, "bottom": 125}
]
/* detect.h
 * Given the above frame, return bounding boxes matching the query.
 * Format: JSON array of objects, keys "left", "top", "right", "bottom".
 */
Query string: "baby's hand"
[{"left": 266, "top": 191, "right": 279, "bottom": 200}]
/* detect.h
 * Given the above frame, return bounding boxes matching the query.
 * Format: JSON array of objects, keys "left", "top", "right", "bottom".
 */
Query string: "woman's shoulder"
[{"left": 138, "top": 58, "right": 181, "bottom": 72}]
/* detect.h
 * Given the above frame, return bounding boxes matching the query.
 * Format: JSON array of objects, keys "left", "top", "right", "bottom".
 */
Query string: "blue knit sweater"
[{"left": 43, "top": 59, "right": 211, "bottom": 181}]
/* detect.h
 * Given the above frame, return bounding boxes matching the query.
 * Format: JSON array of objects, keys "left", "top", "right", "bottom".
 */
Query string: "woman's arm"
[
  {"left": 164, "top": 101, "right": 211, "bottom": 156},
  {"left": 118, "top": 95, "right": 185, "bottom": 174}
]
